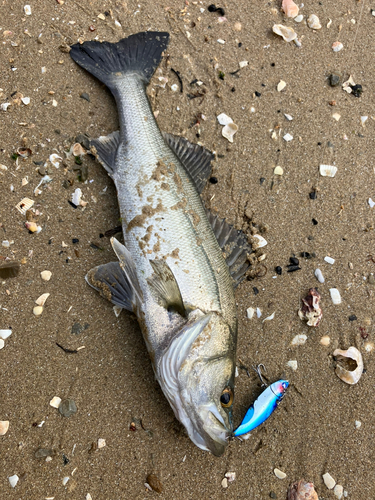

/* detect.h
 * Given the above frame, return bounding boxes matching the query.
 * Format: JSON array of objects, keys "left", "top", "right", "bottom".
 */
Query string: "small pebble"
[
  {"left": 329, "top": 72, "right": 341, "bottom": 86},
  {"left": 24, "top": 4, "right": 31, "bottom": 15},
  {"left": 320, "top": 336, "right": 331, "bottom": 346},
  {"left": 277, "top": 80, "right": 287, "bottom": 91},
  {"left": 274, "top": 468, "right": 287, "bottom": 479},
  {"left": 355, "top": 420, "right": 361, "bottom": 429},
  {"left": 246, "top": 307, "right": 255, "bottom": 319},
  {"left": 0, "top": 420, "right": 9, "bottom": 435},
  {"left": 368, "top": 275, "right": 375, "bottom": 285},
  {"left": 41, "top": 270, "right": 52, "bottom": 281},
  {"left": 80, "top": 93, "right": 90, "bottom": 102},
  {"left": 330, "top": 288, "right": 341, "bottom": 305},
  {"left": 59, "top": 399, "right": 77, "bottom": 418},
  {"left": 287, "top": 360, "right": 298, "bottom": 371},
  {"left": 0, "top": 339, "right": 4, "bottom": 349},
  {"left": 283, "top": 133, "right": 293, "bottom": 142},
  {"left": 274, "top": 166, "right": 283, "bottom": 175},
  {"left": 225, "top": 472, "right": 236, "bottom": 482},
  {"left": 348, "top": 315, "right": 357, "bottom": 322},
  {"left": 291, "top": 334, "right": 307, "bottom": 346},
  {"left": 0, "top": 330, "right": 12, "bottom": 340},
  {"left": 307, "top": 14, "right": 321, "bottom": 29},
  {"left": 334, "top": 484, "right": 344, "bottom": 499},
  {"left": 35, "top": 448, "right": 54, "bottom": 458},
  {"left": 221, "top": 478, "right": 228, "bottom": 488},
  {"left": 275, "top": 266, "right": 282, "bottom": 275},
  {"left": 323, "top": 472, "right": 336, "bottom": 490},
  {"left": 9, "top": 474, "right": 19, "bottom": 488},
  {"left": 315, "top": 269, "right": 325, "bottom": 283},
  {"left": 324, "top": 256, "right": 335, "bottom": 265},
  {"left": 49, "top": 396, "right": 62, "bottom": 408},
  {"left": 171, "top": 84, "right": 178, "bottom": 91},
  {"left": 294, "top": 14, "right": 303, "bottom": 22}
]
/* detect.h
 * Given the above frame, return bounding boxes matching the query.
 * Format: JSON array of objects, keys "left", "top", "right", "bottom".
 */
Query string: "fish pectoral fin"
[
  {"left": 85, "top": 261, "right": 134, "bottom": 312},
  {"left": 147, "top": 259, "right": 186, "bottom": 317},
  {"left": 162, "top": 132, "right": 214, "bottom": 194},
  {"left": 206, "top": 209, "right": 253, "bottom": 288},
  {"left": 110, "top": 237, "right": 144, "bottom": 308},
  {"left": 90, "top": 131, "right": 120, "bottom": 175}
]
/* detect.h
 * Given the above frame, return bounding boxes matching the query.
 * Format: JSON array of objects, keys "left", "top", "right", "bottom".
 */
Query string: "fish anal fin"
[
  {"left": 162, "top": 132, "right": 214, "bottom": 194},
  {"left": 147, "top": 259, "right": 186, "bottom": 317},
  {"left": 85, "top": 261, "right": 133, "bottom": 311},
  {"left": 90, "top": 131, "right": 120, "bottom": 175},
  {"left": 206, "top": 209, "right": 253, "bottom": 287}
]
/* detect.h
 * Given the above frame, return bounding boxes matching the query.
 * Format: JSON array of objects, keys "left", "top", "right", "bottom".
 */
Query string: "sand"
[{"left": 1, "top": 1, "right": 374, "bottom": 498}]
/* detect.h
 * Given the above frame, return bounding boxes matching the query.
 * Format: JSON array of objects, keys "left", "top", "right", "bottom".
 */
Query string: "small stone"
[
  {"left": 274, "top": 166, "right": 283, "bottom": 175},
  {"left": 9, "top": 474, "right": 19, "bottom": 488},
  {"left": 80, "top": 92, "right": 90, "bottom": 102},
  {"left": 50, "top": 396, "right": 62, "bottom": 408},
  {"left": 37, "top": 165, "right": 46, "bottom": 176},
  {"left": 323, "top": 472, "right": 336, "bottom": 490},
  {"left": 291, "top": 334, "right": 307, "bottom": 346},
  {"left": 334, "top": 484, "right": 344, "bottom": 499},
  {"left": 332, "top": 41, "right": 343, "bottom": 52},
  {"left": 320, "top": 336, "right": 330, "bottom": 346},
  {"left": 40, "top": 270, "right": 52, "bottom": 281},
  {"left": 315, "top": 269, "right": 325, "bottom": 283},
  {"left": 246, "top": 307, "right": 255, "bottom": 319},
  {"left": 33, "top": 305, "right": 43, "bottom": 316},
  {"left": 329, "top": 288, "right": 341, "bottom": 305},
  {"left": 221, "top": 477, "right": 228, "bottom": 488},
  {"left": 225, "top": 472, "right": 236, "bottom": 483},
  {"left": 368, "top": 274, "right": 375, "bottom": 285},
  {"left": 59, "top": 399, "right": 77, "bottom": 417},
  {"left": 97, "top": 438, "right": 106, "bottom": 449},
  {"left": 171, "top": 84, "right": 178, "bottom": 91},
  {"left": 270, "top": 492, "right": 277, "bottom": 499},
  {"left": 234, "top": 22, "right": 242, "bottom": 31},
  {"left": 274, "top": 468, "right": 287, "bottom": 479},
  {"left": 0, "top": 420, "right": 10, "bottom": 435},
  {"left": 307, "top": 14, "right": 321, "bottom": 29},
  {"left": 287, "top": 360, "right": 298, "bottom": 371},
  {"left": 355, "top": 420, "right": 361, "bottom": 429},
  {"left": 146, "top": 474, "right": 163, "bottom": 493},
  {"left": 283, "top": 133, "right": 293, "bottom": 142},
  {"left": 324, "top": 256, "right": 335, "bottom": 265}
]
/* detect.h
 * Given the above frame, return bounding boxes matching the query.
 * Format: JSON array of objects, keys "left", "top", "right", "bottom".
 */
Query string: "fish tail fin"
[{"left": 70, "top": 31, "right": 170, "bottom": 89}]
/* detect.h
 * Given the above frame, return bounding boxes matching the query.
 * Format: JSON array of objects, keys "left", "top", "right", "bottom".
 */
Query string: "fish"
[
  {"left": 70, "top": 31, "right": 252, "bottom": 456},
  {"left": 233, "top": 380, "right": 289, "bottom": 437}
]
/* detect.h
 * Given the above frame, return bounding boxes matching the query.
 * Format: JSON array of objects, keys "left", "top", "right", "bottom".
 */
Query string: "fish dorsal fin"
[
  {"left": 147, "top": 259, "right": 186, "bottom": 317},
  {"left": 163, "top": 132, "right": 214, "bottom": 194},
  {"left": 85, "top": 261, "right": 134, "bottom": 312},
  {"left": 90, "top": 131, "right": 120, "bottom": 175},
  {"left": 206, "top": 209, "right": 252, "bottom": 287},
  {"left": 110, "top": 237, "right": 143, "bottom": 307}
]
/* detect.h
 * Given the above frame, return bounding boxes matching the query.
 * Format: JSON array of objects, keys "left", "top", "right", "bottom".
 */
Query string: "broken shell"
[
  {"left": 273, "top": 24, "right": 297, "bottom": 42},
  {"left": 0, "top": 339, "right": 4, "bottom": 349},
  {"left": 49, "top": 396, "right": 62, "bottom": 408},
  {"left": 246, "top": 307, "right": 255, "bottom": 319},
  {"left": 49, "top": 153, "right": 62, "bottom": 168},
  {"left": 298, "top": 288, "right": 322, "bottom": 327},
  {"left": 0, "top": 329, "right": 12, "bottom": 339},
  {"left": 322, "top": 472, "right": 336, "bottom": 490},
  {"left": 274, "top": 468, "right": 287, "bottom": 479},
  {"left": 274, "top": 166, "right": 283, "bottom": 175},
  {"left": 24, "top": 4, "right": 32, "bottom": 15},
  {"left": 332, "top": 41, "right": 343, "bottom": 52},
  {"left": 283, "top": 133, "right": 293, "bottom": 142},
  {"left": 252, "top": 234, "right": 267, "bottom": 249},
  {"left": 33, "top": 305, "right": 43, "bottom": 316},
  {"left": 0, "top": 421, "right": 10, "bottom": 435},
  {"left": 333, "top": 347, "right": 363, "bottom": 385},
  {"left": 287, "top": 480, "right": 318, "bottom": 500},
  {"left": 15, "top": 197, "right": 34, "bottom": 214},
  {"left": 72, "top": 188, "right": 82, "bottom": 206},
  {"left": 281, "top": 0, "right": 299, "bottom": 18},
  {"left": 25, "top": 221, "right": 42, "bottom": 234},
  {"left": 9, "top": 474, "right": 19, "bottom": 488},
  {"left": 287, "top": 360, "right": 298, "bottom": 371},
  {"left": 320, "top": 336, "right": 330, "bottom": 346},
  {"left": 217, "top": 113, "right": 233, "bottom": 126},
  {"left": 222, "top": 122, "right": 238, "bottom": 143},
  {"left": 307, "top": 14, "right": 321, "bottom": 29},
  {"left": 35, "top": 293, "right": 50, "bottom": 306},
  {"left": 294, "top": 14, "right": 303, "bottom": 23},
  {"left": 329, "top": 288, "right": 341, "bottom": 305},
  {"left": 21, "top": 96, "right": 30, "bottom": 105},
  {"left": 277, "top": 80, "right": 287, "bottom": 91},
  {"left": 291, "top": 334, "right": 307, "bottom": 346},
  {"left": 263, "top": 312, "right": 275, "bottom": 322},
  {"left": 97, "top": 438, "right": 106, "bottom": 449},
  {"left": 40, "top": 270, "right": 52, "bottom": 281},
  {"left": 314, "top": 268, "right": 325, "bottom": 283},
  {"left": 320, "top": 164, "right": 337, "bottom": 177},
  {"left": 71, "top": 143, "right": 86, "bottom": 157}
]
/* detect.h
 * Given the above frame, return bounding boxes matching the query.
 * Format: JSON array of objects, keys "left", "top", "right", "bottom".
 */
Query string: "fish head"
[{"left": 160, "top": 311, "right": 236, "bottom": 456}]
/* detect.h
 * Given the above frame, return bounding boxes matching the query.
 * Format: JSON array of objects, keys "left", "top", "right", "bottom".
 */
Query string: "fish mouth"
[{"left": 201, "top": 404, "right": 231, "bottom": 456}]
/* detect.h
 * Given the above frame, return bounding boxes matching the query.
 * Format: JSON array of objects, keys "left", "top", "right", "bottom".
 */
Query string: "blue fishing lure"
[{"left": 234, "top": 380, "right": 289, "bottom": 436}]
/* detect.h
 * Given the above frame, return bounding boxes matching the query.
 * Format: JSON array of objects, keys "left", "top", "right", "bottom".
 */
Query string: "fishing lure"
[{"left": 234, "top": 380, "right": 289, "bottom": 437}]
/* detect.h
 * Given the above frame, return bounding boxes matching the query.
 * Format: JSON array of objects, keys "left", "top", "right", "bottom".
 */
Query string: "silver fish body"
[{"left": 70, "top": 32, "right": 247, "bottom": 456}]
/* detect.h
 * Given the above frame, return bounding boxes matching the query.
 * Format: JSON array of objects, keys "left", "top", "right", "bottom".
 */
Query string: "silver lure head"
[{"left": 158, "top": 311, "right": 236, "bottom": 456}]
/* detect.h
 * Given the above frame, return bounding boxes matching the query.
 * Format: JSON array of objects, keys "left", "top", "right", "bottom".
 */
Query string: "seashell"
[
  {"left": 333, "top": 346, "right": 363, "bottom": 385},
  {"left": 284, "top": 113, "right": 293, "bottom": 121},
  {"left": 62, "top": 477, "right": 70, "bottom": 486},
  {"left": 307, "top": 14, "right": 321, "bottom": 29},
  {"left": 40, "top": 270, "right": 52, "bottom": 281},
  {"left": 33, "top": 305, "right": 43, "bottom": 316},
  {"left": 277, "top": 80, "right": 287, "bottom": 91},
  {"left": 98, "top": 438, "right": 106, "bottom": 449},
  {"left": 329, "top": 288, "right": 341, "bottom": 305},
  {"left": 263, "top": 312, "right": 275, "bottom": 322},
  {"left": 332, "top": 41, "right": 343, "bottom": 52},
  {"left": 291, "top": 334, "right": 307, "bottom": 346},
  {"left": 298, "top": 288, "right": 322, "bottom": 327},
  {"left": 272, "top": 24, "right": 297, "bottom": 42},
  {"left": 287, "top": 479, "right": 319, "bottom": 500},
  {"left": 17, "top": 147, "right": 32, "bottom": 158},
  {"left": 239, "top": 60, "right": 248, "bottom": 68},
  {"left": 314, "top": 268, "right": 325, "bottom": 283},
  {"left": 246, "top": 307, "right": 255, "bottom": 319},
  {"left": 25, "top": 221, "right": 42, "bottom": 233},
  {"left": 171, "top": 84, "right": 179, "bottom": 92},
  {"left": 72, "top": 188, "right": 82, "bottom": 206},
  {"left": 355, "top": 420, "right": 361, "bottom": 429},
  {"left": 294, "top": 14, "right": 304, "bottom": 23},
  {"left": 256, "top": 307, "right": 262, "bottom": 318},
  {"left": 252, "top": 234, "right": 267, "bottom": 249},
  {"left": 9, "top": 474, "right": 19, "bottom": 488},
  {"left": 334, "top": 485, "right": 344, "bottom": 499},
  {"left": 0, "top": 164, "right": 8, "bottom": 171},
  {"left": 0, "top": 420, "right": 10, "bottom": 435},
  {"left": 24, "top": 5, "right": 31, "bottom": 15},
  {"left": 274, "top": 166, "right": 283, "bottom": 175},
  {"left": 0, "top": 339, "right": 4, "bottom": 349},
  {"left": 320, "top": 164, "right": 337, "bottom": 177},
  {"left": 21, "top": 97, "right": 30, "bottom": 105},
  {"left": 15, "top": 197, "right": 34, "bottom": 214},
  {"left": 71, "top": 143, "right": 86, "bottom": 157},
  {"left": 49, "top": 153, "right": 62, "bottom": 168},
  {"left": 222, "top": 122, "right": 238, "bottom": 142},
  {"left": 49, "top": 396, "right": 62, "bottom": 408},
  {"left": 35, "top": 293, "right": 50, "bottom": 306},
  {"left": 0, "top": 329, "right": 12, "bottom": 339},
  {"left": 21, "top": 177, "right": 28, "bottom": 186},
  {"left": 281, "top": 0, "right": 299, "bottom": 18},
  {"left": 113, "top": 305, "right": 122, "bottom": 317},
  {"left": 283, "top": 133, "right": 293, "bottom": 142},
  {"left": 324, "top": 256, "right": 335, "bottom": 264},
  {"left": 320, "top": 336, "right": 330, "bottom": 346},
  {"left": 287, "top": 360, "right": 298, "bottom": 371},
  {"left": 322, "top": 472, "right": 336, "bottom": 490},
  {"left": 274, "top": 468, "right": 287, "bottom": 479},
  {"left": 225, "top": 472, "right": 236, "bottom": 483},
  {"left": 221, "top": 478, "right": 228, "bottom": 488},
  {"left": 332, "top": 113, "right": 341, "bottom": 121}
]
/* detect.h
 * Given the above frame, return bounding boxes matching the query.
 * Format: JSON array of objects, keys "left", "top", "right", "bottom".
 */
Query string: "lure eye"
[{"left": 220, "top": 387, "right": 234, "bottom": 408}]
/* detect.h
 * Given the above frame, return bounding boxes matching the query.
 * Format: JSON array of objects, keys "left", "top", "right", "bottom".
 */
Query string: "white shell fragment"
[
  {"left": 283, "top": 133, "right": 293, "bottom": 142},
  {"left": 217, "top": 113, "right": 233, "bottom": 126},
  {"left": 222, "top": 122, "right": 238, "bottom": 143},
  {"left": 0, "top": 339, "right": 4, "bottom": 349},
  {"left": 333, "top": 347, "right": 363, "bottom": 385},
  {"left": 281, "top": 0, "right": 299, "bottom": 18},
  {"left": 320, "top": 164, "right": 337, "bottom": 177},
  {"left": 49, "top": 153, "right": 62, "bottom": 168},
  {"left": 274, "top": 468, "right": 287, "bottom": 479},
  {"left": 33, "top": 305, "right": 43, "bottom": 316},
  {"left": 323, "top": 472, "right": 336, "bottom": 490},
  {"left": 9, "top": 474, "right": 19, "bottom": 488},
  {"left": 40, "top": 270, "right": 52, "bottom": 281},
  {"left": 263, "top": 312, "right": 275, "bottom": 322},
  {"left": 239, "top": 61, "right": 248, "bottom": 68},
  {"left": 97, "top": 438, "right": 106, "bottom": 449},
  {"left": 171, "top": 84, "right": 178, "bottom": 92},
  {"left": 332, "top": 113, "right": 341, "bottom": 122},
  {"left": 320, "top": 336, "right": 330, "bottom": 346},
  {"left": 334, "top": 484, "right": 344, "bottom": 499},
  {"left": 256, "top": 308, "right": 262, "bottom": 318},
  {"left": 284, "top": 113, "right": 293, "bottom": 121},
  {"left": 15, "top": 197, "right": 34, "bottom": 214},
  {"left": 274, "top": 166, "right": 284, "bottom": 175},
  {"left": 315, "top": 268, "right": 325, "bottom": 283},
  {"left": 291, "top": 334, "right": 307, "bottom": 346},
  {"left": 355, "top": 420, "right": 362, "bottom": 429},
  {"left": 368, "top": 198, "right": 375, "bottom": 208},
  {"left": 294, "top": 14, "right": 303, "bottom": 23},
  {"left": 35, "top": 293, "right": 50, "bottom": 306},
  {"left": 21, "top": 96, "right": 30, "bottom": 105},
  {"left": 307, "top": 14, "right": 321, "bottom": 29},
  {"left": 225, "top": 472, "right": 236, "bottom": 483},
  {"left": 329, "top": 288, "right": 341, "bottom": 305},
  {"left": 324, "top": 256, "right": 335, "bottom": 265},
  {"left": 287, "top": 360, "right": 298, "bottom": 371},
  {"left": 0, "top": 420, "right": 10, "bottom": 435},
  {"left": 62, "top": 476, "right": 70, "bottom": 486},
  {"left": 277, "top": 80, "right": 287, "bottom": 92},
  {"left": 272, "top": 24, "right": 297, "bottom": 42},
  {"left": 246, "top": 307, "right": 255, "bottom": 319},
  {"left": 72, "top": 188, "right": 82, "bottom": 206},
  {"left": 342, "top": 75, "right": 356, "bottom": 93},
  {"left": 50, "top": 396, "right": 62, "bottom": 408},
  {"left": 24, "top": 5, "right": 31, "bottom": 15},
  {"left": 252, "top": 234, "right": 267, "bottom": 249},
  {"left": 332, "top": 41, "right": 343, "bottom": 52},
  {"left": 0, "top": 329, "right": 12, "bottom": 339}
]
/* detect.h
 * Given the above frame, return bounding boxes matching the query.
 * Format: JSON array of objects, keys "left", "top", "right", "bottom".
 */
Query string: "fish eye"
[{"left": 220, "top": 387, "right": 234, "bottom": 408}]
